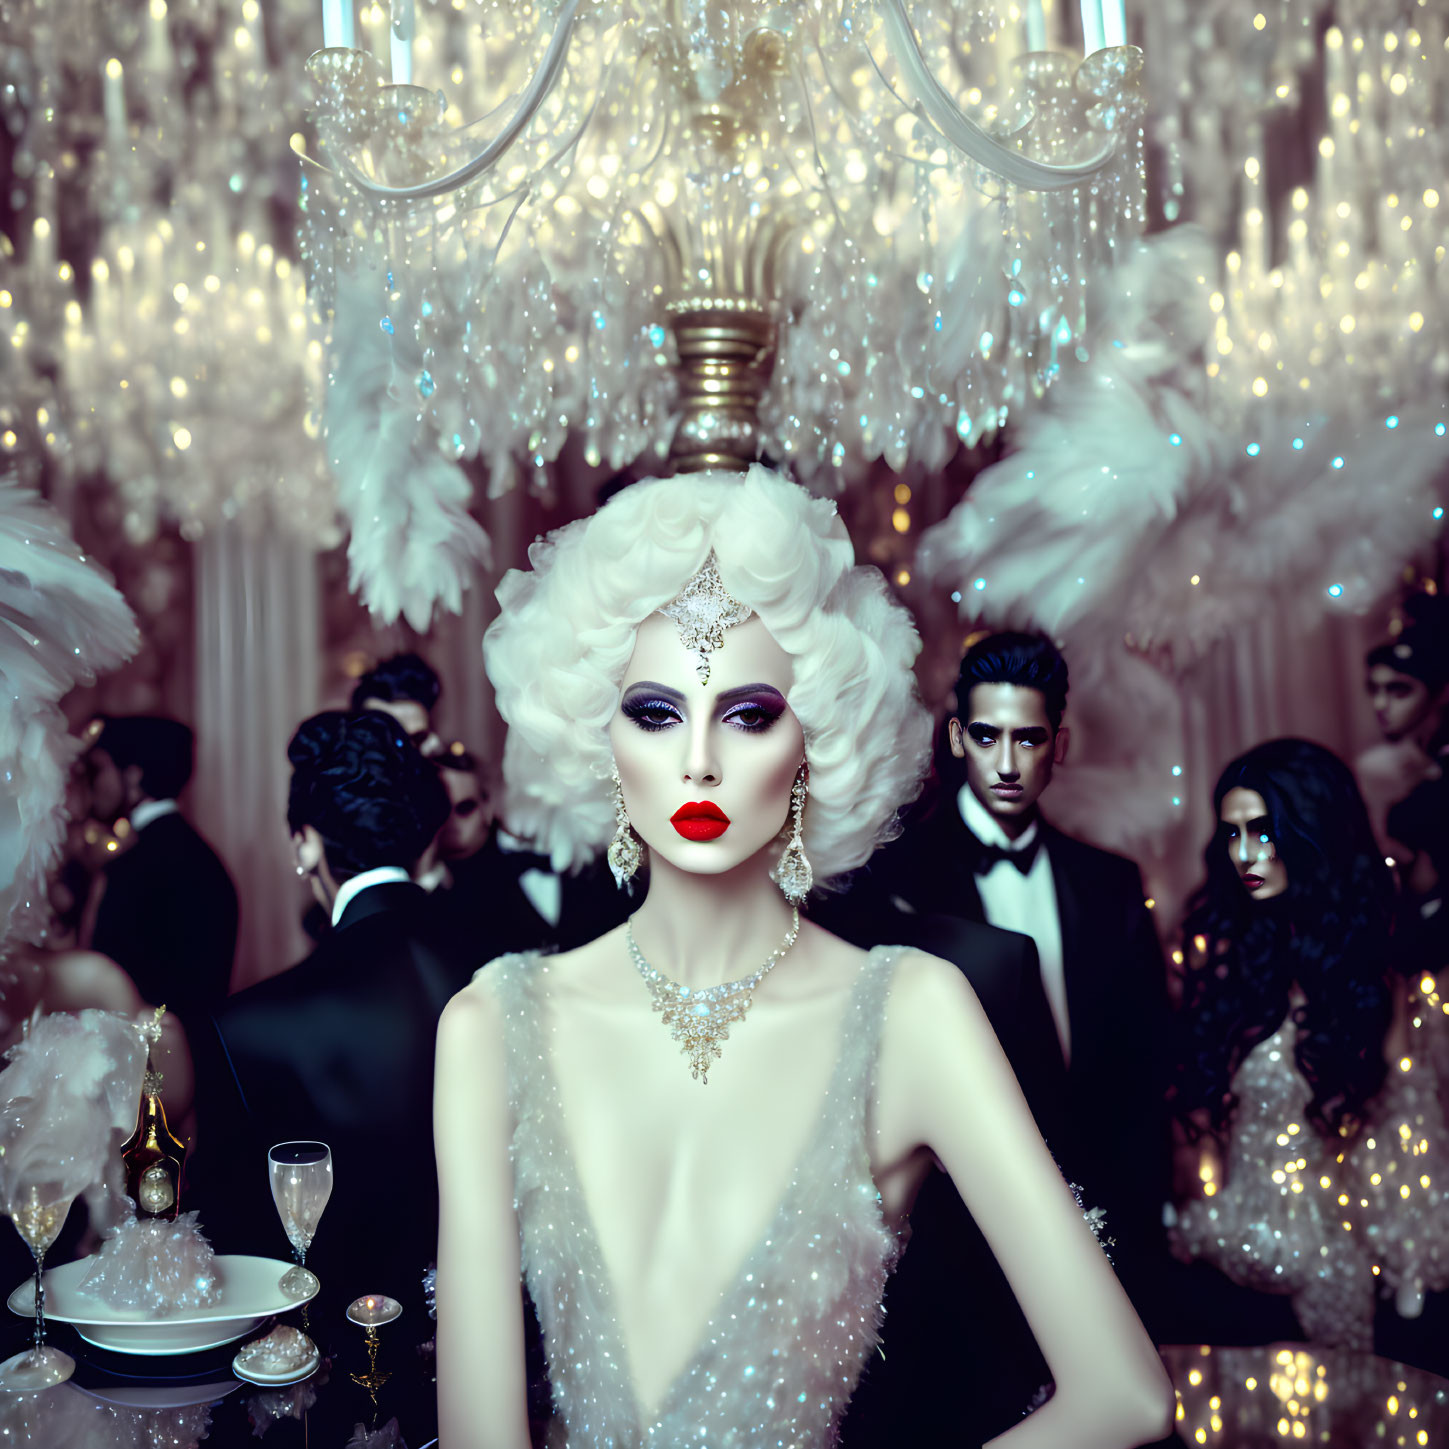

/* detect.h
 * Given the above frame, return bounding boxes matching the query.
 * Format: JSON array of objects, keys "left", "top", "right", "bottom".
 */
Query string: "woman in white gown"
[{"left": 434, "top": 467, "right": 1173, "bottom": 1448}]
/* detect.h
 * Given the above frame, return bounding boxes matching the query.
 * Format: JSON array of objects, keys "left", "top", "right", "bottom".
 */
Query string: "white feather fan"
[{"left": 0, "top": 481, "right": 138, "bottom": 954}]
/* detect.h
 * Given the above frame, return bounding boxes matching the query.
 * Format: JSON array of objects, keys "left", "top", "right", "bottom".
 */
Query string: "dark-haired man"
[
  {"left": 351, "top": 650, "right": 444, "bottom": 757},
  {"left": 833, "top": 631, "right": 1172, "bottom": 1448},
  {"left": 85, "top": 715, "right": 239, "bottom": 1027},
  {"left": 1361, "top": 615, "right": 1449, "bottom": 997},
  {"left": 1358, "top": 622, "right": 1449, "bottom": 862},
  {"left": 194, "top": 710, "right": 470, "bottom": 1315},
  {"left": 431, "top": 746, "right": 631, "bottom": 954},
  {"left": 930, "top": 633, "right": 1170, "bottom": 1272}
]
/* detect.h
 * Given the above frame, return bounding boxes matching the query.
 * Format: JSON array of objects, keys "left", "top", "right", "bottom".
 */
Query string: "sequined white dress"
[
  {"left": 1173, "top": 1004, "right": 1449, "bottom": 1347},
  {"left": 483, "top": 946, "right": 905, "bottom": 1447}
]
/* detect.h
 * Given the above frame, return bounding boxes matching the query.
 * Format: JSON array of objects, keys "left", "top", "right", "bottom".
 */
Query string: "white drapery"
[{"left": 192, "top": 524, "right": 321, "bottom": 992}]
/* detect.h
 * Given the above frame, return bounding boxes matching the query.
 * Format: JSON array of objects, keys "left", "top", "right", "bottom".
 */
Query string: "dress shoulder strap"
[
  {"left": 828, "top": 945, "right": 905, "bottom": 1122},
  {"left": 469, "top": 951, "right": 545, "bottom": 1121}
]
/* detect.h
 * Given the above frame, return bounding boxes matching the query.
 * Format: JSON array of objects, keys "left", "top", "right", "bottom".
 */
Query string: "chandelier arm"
[
  {"left": 487, "top": 184, "right": 536, "bottom": 271},
  {"left": 792, "top": 51, "right": 853, "bottom": 238},
  {"left": 325, "top": 0, "right": 582, "bottom": 203},
  {"left": 879, "top": 0, "right": 1119, "bottom": 191}
]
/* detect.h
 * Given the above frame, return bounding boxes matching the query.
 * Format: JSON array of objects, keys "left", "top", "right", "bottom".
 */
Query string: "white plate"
[
  {"left": 6, "top": 1255, "right": 318, "bottom": 1356},
  {"left": 231, "top": 1346, "right": 320, "bottom": 1387}
]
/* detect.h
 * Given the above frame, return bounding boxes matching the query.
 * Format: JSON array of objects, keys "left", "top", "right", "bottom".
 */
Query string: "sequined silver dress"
[
  {"left": 1173, "top": 1003, "right": 1449, "bottom": 1347},
  {"left": 483, "top": 945, "right": 905, "bottom": 1448}
]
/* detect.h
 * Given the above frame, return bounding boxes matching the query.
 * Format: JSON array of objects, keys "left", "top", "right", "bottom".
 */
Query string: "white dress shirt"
[
  {"left": 129, "top": 797, "right": 179, "bottom": 832},
  {"left": 331, "top": 865, "right": 412, "bottom": 927},
  {"left": 957, "top": 785, "right": 1070, "bottom": 1066},
  {"left": 496, "top": 828, "right": 563, "bottom": 928}
]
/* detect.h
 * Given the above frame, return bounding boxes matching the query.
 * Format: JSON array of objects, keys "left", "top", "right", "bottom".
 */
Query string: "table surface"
[
  {"left": 0, "top": 1272, "right": 438, "bottom": 1447},
  {"left": 1, "top": 1310, "right": 1447, "bottom": 1447}
]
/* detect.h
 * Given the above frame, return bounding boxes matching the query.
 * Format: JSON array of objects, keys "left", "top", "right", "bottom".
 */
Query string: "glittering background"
[{"left": 1, "top": 1, "right": 1446, "bottom": 981}]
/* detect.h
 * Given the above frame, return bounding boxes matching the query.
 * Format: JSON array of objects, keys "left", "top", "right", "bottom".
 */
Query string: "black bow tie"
[{"left": 970, "top": 835, "right": 1041, "bottom": 877}]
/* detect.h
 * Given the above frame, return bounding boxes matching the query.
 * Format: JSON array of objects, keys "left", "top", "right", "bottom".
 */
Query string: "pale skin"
[
  {"left": 947, "top": 681, "right": 1070, "bottom": 842},
  {"left": 1359, "top": 664, "right": 1446, "bottom": 894},
  {"left": 1218, "top": 787, "right": 1288, "bottom": 901},
  {"left": 435, "top": 615, "right": 1174, "bottom": 1448}
]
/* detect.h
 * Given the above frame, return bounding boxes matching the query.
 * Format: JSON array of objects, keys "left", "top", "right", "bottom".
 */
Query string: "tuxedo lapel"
[{"left": 890, "top": 806, "right": 986, "bottom": 922}]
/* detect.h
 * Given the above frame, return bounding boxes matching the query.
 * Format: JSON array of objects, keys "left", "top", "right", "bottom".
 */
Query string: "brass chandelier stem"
[{"left": 665, "top": 300, "right": 778, "bottom": 474}]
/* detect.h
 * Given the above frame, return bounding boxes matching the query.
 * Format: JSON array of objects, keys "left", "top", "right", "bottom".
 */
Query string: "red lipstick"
[
  {"left": 1242, "top": 873, "right": 1265, "bottom": 889},
  {"left": 671, "top": 801, "right": 730, "bottom": 841}
]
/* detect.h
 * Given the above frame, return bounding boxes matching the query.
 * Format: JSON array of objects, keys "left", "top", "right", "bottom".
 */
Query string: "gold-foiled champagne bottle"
[{"left": 121, "top": 1067, "right": 186, "bottom": 1220}]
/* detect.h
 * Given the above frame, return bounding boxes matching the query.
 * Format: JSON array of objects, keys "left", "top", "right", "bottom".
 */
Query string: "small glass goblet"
[
  {"left": 0, "top": 1181, "right": 76, "bottom": 1392},
  {"left": 268, "top": 1142, "right": 332, "bottom": 1298},
  {"left": 347, "top": 1294, "right": 401, "bottom": 1398}
]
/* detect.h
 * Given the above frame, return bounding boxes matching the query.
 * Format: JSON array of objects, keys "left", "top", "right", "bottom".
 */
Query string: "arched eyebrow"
[
  {"left": 621, "top": 680, "right": 787, "bottom": 706},
  {"left": 718, "top": 683, "right": 788, "bottom": 706},
  {"left": 621, "top": 680, "right": 686, "bottom": 703}
]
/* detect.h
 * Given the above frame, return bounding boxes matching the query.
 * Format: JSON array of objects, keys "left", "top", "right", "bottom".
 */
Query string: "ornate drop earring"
[
  {"left": 771, "top": 763, "right": 813, "bottom": 904},
  {"left": 607, "top": 763, "right": 642, "bottom": 889}
]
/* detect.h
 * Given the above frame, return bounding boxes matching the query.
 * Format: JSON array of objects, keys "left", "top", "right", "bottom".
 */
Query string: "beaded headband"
[{"left": 659, "top": 553, "right": 752, "bottom": 685}]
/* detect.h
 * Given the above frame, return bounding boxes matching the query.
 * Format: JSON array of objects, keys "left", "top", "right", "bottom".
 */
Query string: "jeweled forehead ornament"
[{"left": 659, "top": 553, "right": 752, "bottom": 685}]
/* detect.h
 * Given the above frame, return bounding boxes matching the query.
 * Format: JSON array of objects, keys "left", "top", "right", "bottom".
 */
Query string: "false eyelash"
[{"left": 621, "top": 697, "right": 680, "bottom": 732}]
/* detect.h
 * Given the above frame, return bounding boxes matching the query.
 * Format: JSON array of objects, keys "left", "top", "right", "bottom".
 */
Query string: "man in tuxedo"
[
  {"left": 832, "top": 631, "right": 1172, "bottom": 1446},
  {"left": 425, "top": 746, "right": 630, "bottom": 955},
  {"left": 193, "top": 710, "right": 471, "bottom": 1317},
  {"left": 85, "top": 715, "right": 239, "bottom": 1031},
  {"left": 925, "top": 631, "right": 1170, "bottom": 1288},
  {"left": 352, "top": 650, "right": 444, "bottom": 758}
]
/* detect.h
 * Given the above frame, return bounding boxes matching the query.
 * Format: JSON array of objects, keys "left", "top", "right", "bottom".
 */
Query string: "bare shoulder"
[
  {"left": 793, "top": 918, "right": 872, "bottom": 976},
  {"left": 439, "top": 966, "right": 511, "bottom": 1058},
  {"left": 540, "top": 924, "right": 628, "bottom": 979},
  {"left": 872, "top": 949, "right": 999, "bottom": 1162},
  {"left": 44, "top": 950, "right": 143, "bottom": 1014},
  {"left": 437, "top": 970, "right": 516, "bottom": 1114},
  {"left": 876, "top": 949, "right": 1000, "bottom": 1090},
  {"left": 519, "top": 924, "right": 632, "bottom": 1005},
  {"left": 448, "top": 924, "right": 630, "bottom": 1031},
  {"left": 883, "top": 947, "right": 982, "bottom": 1020}
]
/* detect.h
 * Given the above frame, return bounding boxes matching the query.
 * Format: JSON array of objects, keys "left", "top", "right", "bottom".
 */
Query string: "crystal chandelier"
[
  {"left": 1147, "top": 0, "right": 1447, "bottom": 427},
  {"left": 0, "top": 0, "right": 338, "bottom": 547},
  {"left": 300, "top": 2, "right": 1147, "bottom": 603}
]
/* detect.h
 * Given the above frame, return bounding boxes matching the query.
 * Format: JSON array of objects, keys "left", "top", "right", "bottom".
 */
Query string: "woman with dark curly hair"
[{"left": 1169, "top": 738, "right": 1449, "bottom": 1346}]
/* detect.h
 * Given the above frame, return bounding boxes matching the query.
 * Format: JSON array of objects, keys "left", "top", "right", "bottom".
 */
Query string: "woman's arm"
[
  {"left": 434, "top": 982, "right": 531, "bottom": 1449},
  {"left": 879, "top": 954, "right": 1176, "bottom": 1449},
  {"left": 41, "top": 949, "right": 197, "bottom": 1141}
]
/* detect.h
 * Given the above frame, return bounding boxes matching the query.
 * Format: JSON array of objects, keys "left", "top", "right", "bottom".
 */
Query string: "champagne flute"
[
  {"left": 0, "top": 1180, "right": 76, "bottom": 1392},
  {"left": 268, "top": 1142, "right": 332, "bottom": 1298}
]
